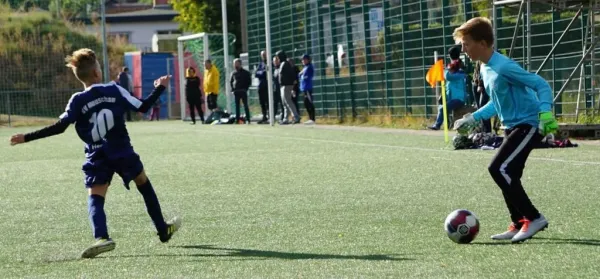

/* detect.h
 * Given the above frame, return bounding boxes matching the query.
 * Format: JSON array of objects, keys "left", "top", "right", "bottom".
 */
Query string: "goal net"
[{"left": 175, "top": 33, "right": 236, "bottom": 121}]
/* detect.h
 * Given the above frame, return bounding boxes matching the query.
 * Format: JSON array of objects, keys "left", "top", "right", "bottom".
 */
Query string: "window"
[
  {"left": 108, "top": 32, "right": 131, "bottom": 43},
  {"left": 156, "top": 30, "right": 181, "bottom": 35}
]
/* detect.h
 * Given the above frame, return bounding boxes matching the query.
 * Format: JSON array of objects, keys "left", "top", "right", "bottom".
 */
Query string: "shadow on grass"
[
  {"left": 470, "top": 242, "right": 515, "bottom": 246},
  {"left": 170, "top": 245, "right": 413, "bottom": 261},
  {"left": 472, "top": 237, "right": 600, "bottom": 246},
  {"left": 43, "top": 256, "right": 82, "bottom": 263},
  {"left": 534, "top": 237, "right": 600, "bottom": 246}
]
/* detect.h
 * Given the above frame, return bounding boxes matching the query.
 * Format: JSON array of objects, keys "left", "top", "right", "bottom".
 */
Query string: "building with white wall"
[{"left": 78, "top": 0, "right": 182, "bottom": 52}]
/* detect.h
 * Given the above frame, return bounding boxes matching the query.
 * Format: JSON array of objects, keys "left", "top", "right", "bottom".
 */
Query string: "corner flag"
[{"left": 426, "top": 60, "right": 450, "bottom": 143}]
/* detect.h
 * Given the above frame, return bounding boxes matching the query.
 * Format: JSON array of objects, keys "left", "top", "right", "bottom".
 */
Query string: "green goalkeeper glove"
[{"left": 539, "top": 112, "right": 558, "bottom": 136}]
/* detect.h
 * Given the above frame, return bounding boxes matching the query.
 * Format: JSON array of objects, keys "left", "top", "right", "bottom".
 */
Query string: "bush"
[
  {"left": 0, "top": 4, "right": 136, "bottom": 118},
  {"left": 0, "top": 5, "right": 136, "bottom": 92}
]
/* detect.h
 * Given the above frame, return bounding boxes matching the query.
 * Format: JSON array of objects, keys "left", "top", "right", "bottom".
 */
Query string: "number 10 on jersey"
[{"left": 89, "top": 109, "right": 115, "bottom": 141}]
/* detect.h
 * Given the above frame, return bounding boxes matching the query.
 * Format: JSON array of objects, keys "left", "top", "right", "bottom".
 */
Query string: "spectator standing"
[
  {"left": 276, "top": 50, "right": 300, "bottom": 124},
  {"left": 299, "top": 54, "right": 316, "bottom": 124},
  {"left": 204, "top": 59, "right": 220, "bottom": 113},
  {"left": 272, "top": 56, "right": 284, "bottom": 122},
  {"left": 428, "top": 45, "right": 466, "bottom": 130},
  {"left": 288, "top": 58, "right": 301, "bottom": 117},
  {"left": 230, "top": 59, "right": 252, "bottom": 124},
  {"left": 472, "top": 61, "right": 492, "bottom": 133},
  {"left": 255, "top": 51, "right": 269, "bottom": 124},
  {"left": 118, "top": 67, "right": 134, "bottom": 121},
  {"left": 186, "top": 67, "right": 204, "bottom": 125},
  {"left": 149, "top": 99, "right": 161, "bottom": 121}
]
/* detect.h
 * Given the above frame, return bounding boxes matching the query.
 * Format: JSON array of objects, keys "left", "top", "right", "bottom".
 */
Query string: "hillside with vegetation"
[{"left": 0, "top": 4, "right": 136, "bottom": 118}]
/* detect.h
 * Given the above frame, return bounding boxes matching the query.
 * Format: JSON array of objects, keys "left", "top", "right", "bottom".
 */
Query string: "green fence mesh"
[{"left": 246, "top": 0, "right": 600, "bottom": 122}]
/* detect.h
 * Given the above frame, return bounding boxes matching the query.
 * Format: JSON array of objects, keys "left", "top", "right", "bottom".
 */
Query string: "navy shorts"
[{"left": 82, "top": 153, "right": 144, "bottom": 189}]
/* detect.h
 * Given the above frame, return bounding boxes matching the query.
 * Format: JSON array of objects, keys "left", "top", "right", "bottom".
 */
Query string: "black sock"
[{"left": 136, "top": 179, "right": 167, "bottom": 233}]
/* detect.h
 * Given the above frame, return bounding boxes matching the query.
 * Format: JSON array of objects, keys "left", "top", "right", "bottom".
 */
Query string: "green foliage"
[
  {"left": 562, "top": 114, "right": 600, "bottom": 125},
  {"left": 50, "top": 0, "right": 99, "bottom": 19},
  {"left": 428, "top": 22, "right": 442, "bottom": 29},
  {"left": 0, "top": 5, "right": 135, "bottom": 116},
  {"left": 170, "top": 0, "right": 241, "bottom": 55},
  {"left": 3, "top": 0, "right": 100, "bottom": 18},
  {"left": 408, "top": 23, "right": 421, "bottom": 30},
  {"left": 472, "top": 0, "right": 491, "bottom": 18},
  {"left": 376, "top": 24, "right": 403, "bottom": 68},
  {"left": 449, "top": 0, "right": 464, "bottom": 26}
]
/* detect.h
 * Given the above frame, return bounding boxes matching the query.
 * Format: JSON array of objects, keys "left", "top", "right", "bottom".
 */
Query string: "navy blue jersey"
[{"left": 60, "top": 83, "right": 143, "bottom": 160}]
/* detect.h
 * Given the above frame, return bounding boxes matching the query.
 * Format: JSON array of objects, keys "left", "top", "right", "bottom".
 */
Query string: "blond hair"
[
  {"left": 453, "top": 17, "right": 494, "bottom": 47},
  {"left": 65, "top": 48, "right": 99, "bottom": 83}
]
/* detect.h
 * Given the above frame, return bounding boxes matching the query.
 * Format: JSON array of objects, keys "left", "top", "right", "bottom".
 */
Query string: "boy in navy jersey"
[{"left": 9, "top": 49, "right": 181, "bottom": 258}]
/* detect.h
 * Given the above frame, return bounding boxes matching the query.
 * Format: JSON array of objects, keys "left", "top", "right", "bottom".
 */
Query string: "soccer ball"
[{"left": 444, "top": 209, "right": 480, "bottom": 244}]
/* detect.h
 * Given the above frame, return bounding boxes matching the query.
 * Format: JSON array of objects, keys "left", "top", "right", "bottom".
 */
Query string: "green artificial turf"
[{"left": 0, "top": 122, "right": 598, "bottom": 278}]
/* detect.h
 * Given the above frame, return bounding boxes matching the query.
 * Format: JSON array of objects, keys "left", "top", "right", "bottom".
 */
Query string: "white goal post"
[{"left": 176, "top": 33, "right": 233, "bottom": 121}]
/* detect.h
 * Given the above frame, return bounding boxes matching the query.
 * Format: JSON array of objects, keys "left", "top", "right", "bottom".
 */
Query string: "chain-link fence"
[
  {"left": 0, "top": 5, "right": 136, "bottom": 127},
  {"left": 246, "top": 0, "right": 600, "bottom": 122}
]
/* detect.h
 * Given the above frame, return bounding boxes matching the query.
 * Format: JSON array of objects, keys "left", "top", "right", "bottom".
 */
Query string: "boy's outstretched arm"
[
  {"left": 501, "top": 62, "right": 557, "bottom": 135},
  {"left": 10, "top": 119, "right": 71, "bottom": 146},
  {"left": 135, "top": 85, "right": 166, "bottom": 113},
  {"left": 472, "top": 100, "right": 497, "bottom": 121},
  {"left": 501, "top": 62, "right": 553, "bottom": 112},
  {"left": 454, "top": 101, "right": 497, "bottom": 135},
  {"left": 10, "top": 92, "right": 80, "bottom": 146},
  {"left": 117, "top": 75, "right": 171, "bottom": 113}
]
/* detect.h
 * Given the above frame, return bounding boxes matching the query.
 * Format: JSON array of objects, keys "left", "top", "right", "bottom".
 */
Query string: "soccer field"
[{"left": 0, "top": 122, "right": 598, "bottom": 278}]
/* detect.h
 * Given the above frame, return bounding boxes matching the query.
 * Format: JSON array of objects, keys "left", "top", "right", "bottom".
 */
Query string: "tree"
[
  {"left": 170, "top": 0, "right": 241, "bottom": 55},
  {"left": 49, "top": 0, "right": 101, "bottom": 19},
  {"left": 4, "top": 0, "right": 105, "bottom": 18},
  {"left": 4, "top": 0, "right": 51, "bottom": 10}
]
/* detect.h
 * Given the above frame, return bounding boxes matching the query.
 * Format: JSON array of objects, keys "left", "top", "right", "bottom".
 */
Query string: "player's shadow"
[
  {"left": 472, "top": 237, "right": 600, "bottom": 246},
  {"left": 534, "top": 237, "right": 600, "bottom": 246},
  {"left": 469, "top": 241, "right": 514, "bottom": 246},
  {"left": 172, "top": 245, "right": 413, "bottom": 261}
]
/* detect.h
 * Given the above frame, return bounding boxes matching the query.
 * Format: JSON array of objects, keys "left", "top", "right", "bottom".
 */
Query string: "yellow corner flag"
[{"left": 425, "top": 60, "right": 449, "bottom": 143}]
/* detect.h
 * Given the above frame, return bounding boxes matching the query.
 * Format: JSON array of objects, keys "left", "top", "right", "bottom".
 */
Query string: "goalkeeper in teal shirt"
[{"left": 452, "top": 17, "right": 558, "bottom": 243}]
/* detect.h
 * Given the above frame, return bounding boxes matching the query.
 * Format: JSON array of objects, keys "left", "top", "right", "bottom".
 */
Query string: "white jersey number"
[{"left": 89, "top": 109, "right": 115, "bottom": 142}]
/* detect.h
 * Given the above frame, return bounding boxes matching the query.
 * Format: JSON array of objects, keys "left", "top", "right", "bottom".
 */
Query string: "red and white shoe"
[
  {"left": 511, "top": 214, "right": 548, "bottom": 243},
  {"left": 491, "top": 222, "right": 520, "bottom": 240}
]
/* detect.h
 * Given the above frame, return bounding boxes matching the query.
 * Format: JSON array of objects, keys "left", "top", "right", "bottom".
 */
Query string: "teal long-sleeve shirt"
[{"left": 473, "top": 51, "right": 553, "bottom": 129}]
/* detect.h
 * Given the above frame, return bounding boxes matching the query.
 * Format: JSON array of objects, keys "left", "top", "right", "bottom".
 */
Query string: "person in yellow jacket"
[{"left": 203, "top": 59, "right": 220, "bottom": 112}]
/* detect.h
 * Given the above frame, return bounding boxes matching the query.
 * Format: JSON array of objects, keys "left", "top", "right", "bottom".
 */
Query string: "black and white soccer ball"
[{"left": 444, "top": 209, "right": 480, "bottom": 244}]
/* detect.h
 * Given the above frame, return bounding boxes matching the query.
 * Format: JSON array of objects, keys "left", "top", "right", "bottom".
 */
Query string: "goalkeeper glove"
[
  {"left": 539, "top": 111, "right": 558, "bottom": 136},
  {"left": 453, "top": 113, "right": 476, "bottom": 135}
]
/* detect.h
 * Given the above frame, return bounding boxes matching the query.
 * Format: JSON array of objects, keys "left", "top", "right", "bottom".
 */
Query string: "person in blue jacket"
[
  {"left": 428, "top": 45, "right": 466, "bottom": 130},
  {"left": 255, "top": 51, "right": 269, "bottom": 124},
  {"left": 453, "top": 17, "right": 558, "bottom": 243},
  {"left": 299, "top": 54, "right": 315, "bottom": 124}
]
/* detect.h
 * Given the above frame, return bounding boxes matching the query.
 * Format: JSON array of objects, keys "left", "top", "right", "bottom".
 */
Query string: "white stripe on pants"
[{"left": 499, "top": 127, "right": 536, "bottom": 185}]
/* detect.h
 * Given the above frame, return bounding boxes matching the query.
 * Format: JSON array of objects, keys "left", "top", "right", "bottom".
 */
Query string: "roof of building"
[
  {"left": 106, "top": 6, "right": 178, "bottom": 18},
  {"left": 74, "top": 6, "right": 178, "bottom": 24}
]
